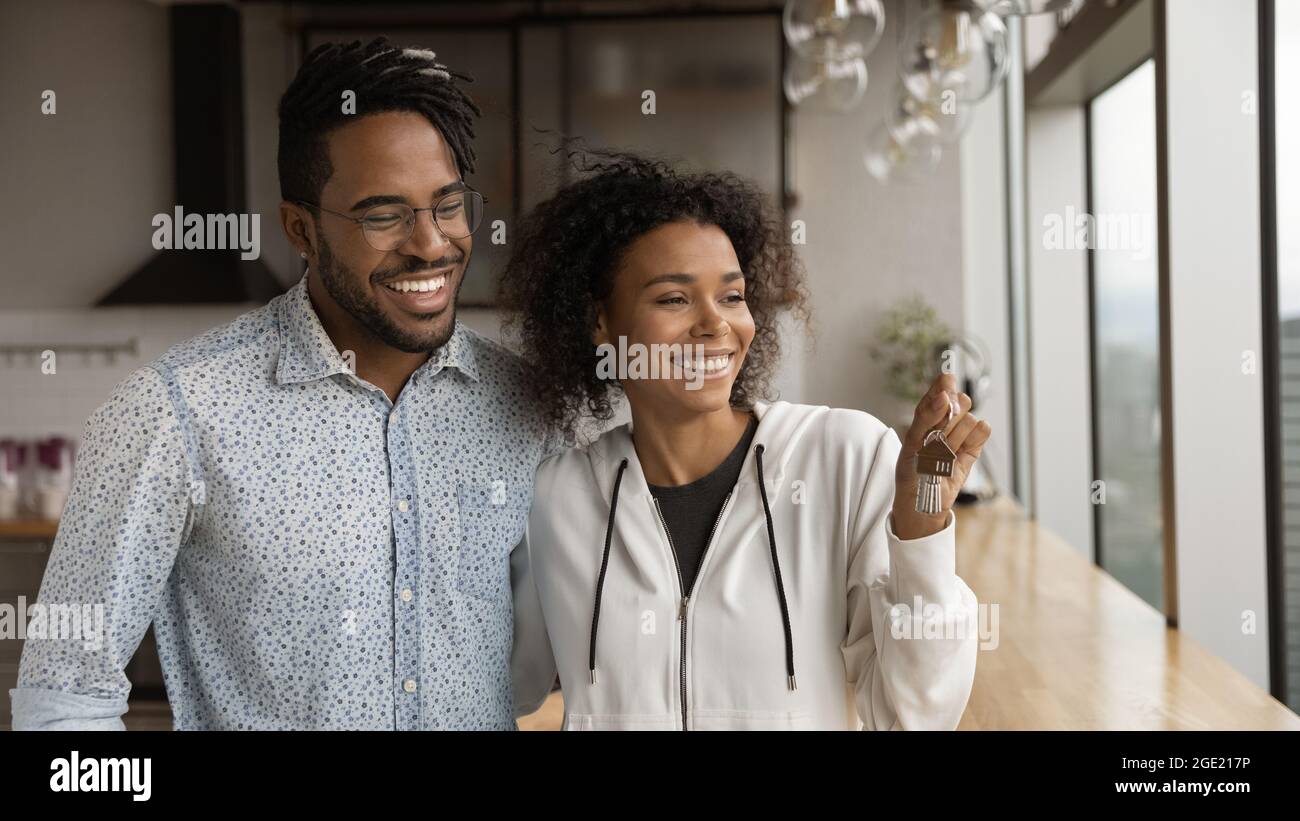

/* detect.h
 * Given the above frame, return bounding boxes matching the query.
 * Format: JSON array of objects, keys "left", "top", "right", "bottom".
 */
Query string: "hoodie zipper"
[{"left": 653, "top": 491, "right": 731, "bottom": 732}]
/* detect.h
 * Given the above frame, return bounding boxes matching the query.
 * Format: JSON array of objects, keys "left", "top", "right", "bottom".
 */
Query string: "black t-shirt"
[{"left": 647, "top": 413, "right": 759, "bottom": 595}]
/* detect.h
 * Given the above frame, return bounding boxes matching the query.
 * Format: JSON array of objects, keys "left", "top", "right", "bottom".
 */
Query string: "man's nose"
[{"left": 401, "top": 210, "right": 454, "bottom": 259}]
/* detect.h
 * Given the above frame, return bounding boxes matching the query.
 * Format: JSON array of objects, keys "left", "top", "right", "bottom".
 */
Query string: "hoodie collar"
[
  {"left": 275, "top": 273, "right": 480, "bottom": 386},
  {"left": 589, "top": 400, "right": 811, "bottom": 503}
]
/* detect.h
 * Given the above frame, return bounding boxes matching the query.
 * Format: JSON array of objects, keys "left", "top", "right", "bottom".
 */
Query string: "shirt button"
[
  {"left": 397, "top": 499, "right": 409, "bottom": 512},
  {"left": 400, "top": 588, "right": 413, "bottom": 603},
  {"left": 403, "top": 679, "right": 417, "bottom": 694}
]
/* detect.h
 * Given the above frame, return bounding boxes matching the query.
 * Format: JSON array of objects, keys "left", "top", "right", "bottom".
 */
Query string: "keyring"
[{"left": 924, "top": 394, "right": 956, "bottom": 444}]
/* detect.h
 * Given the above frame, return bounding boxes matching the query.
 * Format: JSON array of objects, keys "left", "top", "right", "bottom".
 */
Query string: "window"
[{"left": 1087, "top": 59, "right": 1163, "bottom": 611}]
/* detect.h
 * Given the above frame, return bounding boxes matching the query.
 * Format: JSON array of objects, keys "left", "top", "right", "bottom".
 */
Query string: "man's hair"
[{"left": 277, "top": 37, "right": 481, "bottom": 204}]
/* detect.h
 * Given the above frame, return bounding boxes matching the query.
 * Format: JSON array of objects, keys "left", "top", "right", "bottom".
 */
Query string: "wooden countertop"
[
  {"left": 0, "top": 518, "right": 58, "bottom": 541},
  {"left": 955, "top": 496, "right": 1299, "bottom": 730},
  {"left": 520, "top": 495, "right": 1300, "bottom": 730}
]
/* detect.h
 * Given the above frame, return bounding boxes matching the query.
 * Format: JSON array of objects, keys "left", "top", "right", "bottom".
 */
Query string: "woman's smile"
[{"left": 670, "top": 348, "right": 738, "bottom": 381}]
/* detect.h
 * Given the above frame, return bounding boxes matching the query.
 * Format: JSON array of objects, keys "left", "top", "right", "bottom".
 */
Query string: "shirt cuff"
[
  {"left": 885, "top": 509, "right": 961, "bottom": 607},
  {"left": 10, "top": 686, "right": 128, "bottom": 731}
]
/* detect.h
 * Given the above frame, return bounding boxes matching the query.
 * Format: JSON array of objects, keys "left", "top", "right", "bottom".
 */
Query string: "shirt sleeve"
[
  {"left": 841, "top": 425, "right": 979, "bottom": 730},
  {"left": 509, "top": 519, "right": 558, "bottom": 721},
  {"left": 10, "top": 366, "right": 196, "bottom": 731}
]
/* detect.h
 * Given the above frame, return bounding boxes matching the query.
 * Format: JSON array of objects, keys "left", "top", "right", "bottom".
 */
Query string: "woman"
[{"left": 502, "top": 151, "right": 991, "bottom": 730}]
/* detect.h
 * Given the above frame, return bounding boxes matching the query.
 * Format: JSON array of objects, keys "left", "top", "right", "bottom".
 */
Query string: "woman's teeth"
[
  {"left": 385, "top": 275, "right": 447, "bottom": 294},
  {"left": 680, "top": 353, "right": 732, "bottom": 373}
]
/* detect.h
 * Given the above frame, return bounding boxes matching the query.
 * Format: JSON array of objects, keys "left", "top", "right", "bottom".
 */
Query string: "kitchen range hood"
[{"left": 98, "top": 3, "right": 282, "bottom": 305}]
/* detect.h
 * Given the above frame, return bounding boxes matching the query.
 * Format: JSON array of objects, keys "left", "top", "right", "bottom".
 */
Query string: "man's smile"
[{"left": 377, "top": 264, "right": 459, "bottom": 315}]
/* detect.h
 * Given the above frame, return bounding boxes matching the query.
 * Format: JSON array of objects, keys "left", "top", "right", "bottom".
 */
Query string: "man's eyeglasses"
[{"left": 296, "top": 187, "right": 485, "bottom": 251}]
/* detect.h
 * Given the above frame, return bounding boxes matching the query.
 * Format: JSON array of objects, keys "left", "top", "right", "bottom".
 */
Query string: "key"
[{"left": 914, "top": 399, "right": 957, "bottom": 515}]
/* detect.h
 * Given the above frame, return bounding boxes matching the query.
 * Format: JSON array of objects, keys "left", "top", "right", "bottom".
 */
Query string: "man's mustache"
[{"left": 373, "top": 255, "right": 464, "bottom": 284}]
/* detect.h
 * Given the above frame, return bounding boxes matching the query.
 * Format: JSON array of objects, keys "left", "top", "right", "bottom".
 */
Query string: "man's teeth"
[
  {"left": 680, "top": 354, "right": 732, "bottom": 373},
  {"left": 384, "top": 275, "right": 447, "bottom": 294}
]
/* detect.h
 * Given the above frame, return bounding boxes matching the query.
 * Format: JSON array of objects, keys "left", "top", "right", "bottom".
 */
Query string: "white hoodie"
[{"left": 510, "top": 400, "right": 979, "bottom": 730}]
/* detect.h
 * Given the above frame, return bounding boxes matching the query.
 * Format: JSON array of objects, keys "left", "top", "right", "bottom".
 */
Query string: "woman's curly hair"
[{"left": 498, "top": 148, "right": 811, "bottom": 437}]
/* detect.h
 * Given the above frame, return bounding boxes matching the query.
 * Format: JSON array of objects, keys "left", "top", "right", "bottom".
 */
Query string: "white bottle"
[
  {"left": 35, "top": 437, "right": 74, "bottom": 520},
  {"left": 0, "top": 440, "right": 20, "bottom": 519}
]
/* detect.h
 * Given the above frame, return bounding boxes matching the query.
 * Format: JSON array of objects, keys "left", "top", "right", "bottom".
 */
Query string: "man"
[{"left": 11, "top": 38, "right": 556, "bottom": 730}]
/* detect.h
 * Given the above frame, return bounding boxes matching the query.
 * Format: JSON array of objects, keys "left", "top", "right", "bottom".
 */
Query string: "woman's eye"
[
  {"left": 723, "top": 293, "right": 745, "bottom": 303},
  {"left": 658, "top": 296, "right": 688, "bottom": 305}
]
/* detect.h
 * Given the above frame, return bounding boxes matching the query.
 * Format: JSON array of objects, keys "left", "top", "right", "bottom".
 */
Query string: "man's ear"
[{"left": 279, "top": 201, "right": 316, "bottom": 260}]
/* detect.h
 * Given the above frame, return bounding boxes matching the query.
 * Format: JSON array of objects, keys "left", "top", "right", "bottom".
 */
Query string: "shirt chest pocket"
[{"left": 456, "top": 480, "right": 530, "bottom": 602}]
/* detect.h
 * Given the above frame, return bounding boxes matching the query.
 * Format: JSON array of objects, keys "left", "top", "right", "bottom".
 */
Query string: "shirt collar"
[
  {"left": 275, "top": 273, "right": 480, "bottom": 386},
  {"left": 420, "top": 315, "right": 480, "bottom": 383}
]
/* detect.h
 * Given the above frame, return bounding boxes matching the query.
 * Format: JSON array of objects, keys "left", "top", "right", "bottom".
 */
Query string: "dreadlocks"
[{"left": 277, "top": 37, "right": 482, "bottom": 204}]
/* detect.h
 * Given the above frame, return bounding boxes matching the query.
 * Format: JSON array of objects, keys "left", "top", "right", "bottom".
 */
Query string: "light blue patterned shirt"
[{"left": 11, "top": 275, "right": 556, "bottom": 730}]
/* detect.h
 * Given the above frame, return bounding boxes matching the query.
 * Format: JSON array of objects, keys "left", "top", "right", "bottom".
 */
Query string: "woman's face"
[{"left": 594, "top": 220, "right": 756, "bottom": 418}]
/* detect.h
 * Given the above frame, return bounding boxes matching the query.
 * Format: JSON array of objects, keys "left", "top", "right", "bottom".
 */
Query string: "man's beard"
[{"left": 315, "top": 234, "right": 462, "bottom": 354}]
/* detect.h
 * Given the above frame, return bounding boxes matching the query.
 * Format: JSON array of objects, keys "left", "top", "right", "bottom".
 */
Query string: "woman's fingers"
[
  {"left": 954, "top": 419, "right": 993, "bottom": 477},
  {"left": 900, "top": 373, "right": 992, "bottom": 490},
  {"left": 944, "top": 396, "right": 978, "bottom": 449},
  {"left": 943, "top": 392, "right": 973, "bottom": 438},
  {"left": 905, "top": 373, "right": 958, "bottom": 451}
]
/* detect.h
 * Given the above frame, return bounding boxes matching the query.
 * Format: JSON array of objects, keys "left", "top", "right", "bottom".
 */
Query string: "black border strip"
[
  {"left": 1083, "top": 101, "right": 1103, "bottom": 570},
  {"left": 1152, "top": 0, "right": 1177, "bottom": 625},
  {"left": 1258, "top": 0, "right": 1285, "bottom": 704}
]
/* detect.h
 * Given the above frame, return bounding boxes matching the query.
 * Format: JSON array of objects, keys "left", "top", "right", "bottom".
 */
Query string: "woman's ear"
[{"left": 592, "top": 307, "right": 610, "bottom": 348}]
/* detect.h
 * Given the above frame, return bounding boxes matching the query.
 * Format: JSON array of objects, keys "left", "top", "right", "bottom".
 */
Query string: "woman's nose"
[{"left": 692, "top": 302, "right": 729, "bottom": 338}]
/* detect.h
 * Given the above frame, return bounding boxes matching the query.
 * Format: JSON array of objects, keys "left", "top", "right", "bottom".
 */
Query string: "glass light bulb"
[
  {"left": 885, "top": 81, "right": 972, "bottom": 145},
  {"left": 783, "top": 0, "right": 886, "bottom": 63},
  {"left": 784, "top": 55, "right": 868, "bottom": 112},
  {"left": 864, "top": 119, "right": 943, "bottom": 183},
  {"left": 899, "top": 0, "right": 1008, "bottom": 103}
]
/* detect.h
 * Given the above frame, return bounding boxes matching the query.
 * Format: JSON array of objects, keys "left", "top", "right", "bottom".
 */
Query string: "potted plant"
[{"left": 871, "top": 293, "right": 952, "bottom": 432}]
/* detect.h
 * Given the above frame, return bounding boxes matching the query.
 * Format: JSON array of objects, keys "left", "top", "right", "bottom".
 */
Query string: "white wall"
[
  {"left": 789, "top": 0, "right": 965, "bottom": 426},
  {"left": 1026, "top": 105, "right": 1094, "bottom": 558},
  {"left": 1164, "top": 0, "right": 1269, "bottom": 687},
  {"left": 0, "top": 0, "right": 172, "bottom": 308}
]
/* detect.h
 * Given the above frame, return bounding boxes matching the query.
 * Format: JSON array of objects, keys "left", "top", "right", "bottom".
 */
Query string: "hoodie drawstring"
[
  {"left": 755, "top": 444, "right": 797, "bottom": 691},
  {"left": 588, "top": 447, "right": 796, "bottom": 692},
  {"left": 589, "top": 457, "right": 629, "bottom": 684}
]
